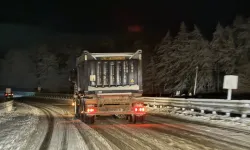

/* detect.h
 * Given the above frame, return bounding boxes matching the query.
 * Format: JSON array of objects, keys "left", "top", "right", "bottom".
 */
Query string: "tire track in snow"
[
  {"left": 44, "top": 104, "right": 118, "bottom": 150},
  {"left": 73, "top": 119, "right": 119, "bottom": 150},
  {"left": 38, "top": 108, "right": 54, "bottom": 150},
  {"left": 91, "top": 118, "right": 160, "bottom": 150},
  {"left": 146, "top": 115, "right": 250, "bottom": 150},
  {"left": 40, "top": 106, "right": 95, "bottom": 150},
  {"left": 23, "top": 102, "right": 69, "bottom": 150},
  {"left": 61, "top": 117, "right": 68, "bottom": 150},
  {"left": 105, "top": 118, "right": 209, "bottom": 150}
]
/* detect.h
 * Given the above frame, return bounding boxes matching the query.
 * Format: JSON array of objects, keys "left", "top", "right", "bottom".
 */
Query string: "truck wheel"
[
  {"left": 89, "top": 116, "right": 95, "bottom": 124},
  {"left": 132, "top": 115, "right": 136, "bottom": 124},
  {"left": 82, "top": 114, "right": 88, "bottom": 123},
  {"left": 140, "top": 115, "right": 145, "bottom": 123},
  {"left": 74, "top": 105, "right": 79, "bottom": 118},
  {"left": 125, "top": 115, "right": 129, "bottom": 120},
  {"left": 76, "top": 107, "right": 81, "bottom": 119},
  {"left": 80, "top": 113, "right": 85, "bottom": 122},
  {"left": 128, "top": 115, "right": 136, "bottom": 124},
  {"left": 127, "top": 115, "right": 132, "bottom": 123},
  {"left": 85, "top": 116, "right": 95, "bottom": 124}
]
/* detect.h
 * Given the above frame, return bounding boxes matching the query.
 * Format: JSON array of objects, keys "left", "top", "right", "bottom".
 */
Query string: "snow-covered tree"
[
  {"left": 237, "top": 60, "right": 250, "bottom": 92},
  {"left": 144, "top": 57, "right": 157, "bottom": 94},
  {"left": 170, "top": 22, "right": 191, "bottom": 92},
  {"left": 219, "top": 27, "right": 238, "bottom": 74},
  {"left": 232, "top": 16, "right": 245, "bottom": 47},
  {"left": 210, "top": 23, "right": 226, "bottom": 91},
  {"left": 154, "top": 31, "right": 174, "bottom": 93},
  {"left": 155, "top": 32, "right": 171, "bottom": 79},
  {"left": 29, "top": 44, "right": 58, "bottom": 87},
  {"left": 234, "top": 17, "right": 250, "bottom": 91},
  {"left": 211, "top": 23, "right": 225, "bottom": 61},
  {"left": 211, "top": 25, "right": 238, "bottom": 74},
  {"left": 193, "top": 41, "right": 215, "bottom": 92}
]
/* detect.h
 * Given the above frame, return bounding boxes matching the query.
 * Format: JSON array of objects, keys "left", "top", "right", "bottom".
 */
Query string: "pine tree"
[
  {"left": 170, "top": 22, "right": 191, "bottom": 92},
  {"left": 184, "top": 25, "right": 204, "bottom": 92},
  {"left": 236, "top": 17, "right": 250, "bottom": 91},
  {"left": 211, "top": 23, "right": 225, "bottom": 61},
  {"left": 155, "top": 31, "right": 172, "bottom": 88},
  {"left": 210, "top": 26, "right": 237, "bottom": 74},
  {"left": 195, "top": 41, "right": 215, "bottom": 92},
  {"left": 233, "top": 15, "right": 245, "bottom": 47},
  {"left": 210, "top": 23, "right": 226, "bottom": 91},
  {"left": 144, "top": 57, "right": 157, "bottom": 94},
  {"left": 220, "top": 27, "right": 237, "bottom": 74},
  {"left": 29, "top": 44, "right": 58, "bottom": 88}
]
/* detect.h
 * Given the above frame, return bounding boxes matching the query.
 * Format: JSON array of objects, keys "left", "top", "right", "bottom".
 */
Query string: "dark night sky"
[{"left": 0, "top": 0, "right": 250, "bottom": 51}]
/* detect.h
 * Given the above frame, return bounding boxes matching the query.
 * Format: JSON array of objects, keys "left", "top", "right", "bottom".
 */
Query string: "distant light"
[{"left": 128, "top": 25, "right": 142, "bottom": 32}]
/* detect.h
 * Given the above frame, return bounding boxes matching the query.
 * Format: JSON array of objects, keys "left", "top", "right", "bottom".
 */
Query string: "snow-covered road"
[{"left": 1, "top": 98, "right": 250, "bottom": 150}]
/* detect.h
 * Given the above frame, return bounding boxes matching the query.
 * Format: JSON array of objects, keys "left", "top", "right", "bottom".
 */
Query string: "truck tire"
[
  {"left": 80, "top": 113, "right": 85, "bottom": 122},
  {"left": 82, "top": 114, "right": 87, "bottom": 123},
  {"left": 132, "top": 115, "right": 136, "bottom": 124},
  {"left": 75, "top": 105, "right": 81, "bottom": 119},
  {"left": 83, "top": 115, "right": 95, "bottom": 124},
  {"left": 127, "top": 115, "right": 132, "bottom": 123},
  {"left": 125, "top": 115, "right": 129, "bottom": 120},
  {"left": 89, "top": 116, "right": 95, "bottom": 124},
  {"left": 139, "top": 115, "right": 145, "bottom": 123},
  {"left": 128, "top": 115, "right": 136, "bottom": 124}
]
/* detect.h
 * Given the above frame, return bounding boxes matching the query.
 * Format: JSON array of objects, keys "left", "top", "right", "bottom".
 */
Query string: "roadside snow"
[
  {"left": 0, "top": 102, "right": 40, "bottom": 150},
  {"left": 147, "top": 106, "right": 250, "bottom": 131}
]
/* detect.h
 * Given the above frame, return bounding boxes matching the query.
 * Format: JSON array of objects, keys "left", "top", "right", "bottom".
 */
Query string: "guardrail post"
[
  {"left": 226, "top": 112, "right": 230, "bottom": 117},
  {"left": 153, "top": 98, "right": 156, "bottom": 108}
]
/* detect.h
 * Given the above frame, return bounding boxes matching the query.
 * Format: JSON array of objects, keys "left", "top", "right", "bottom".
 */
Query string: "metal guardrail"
[
  {"left": 34, "top": 93, "right": 72, "bottom": 100},
  {"left": 0, "top": 100, "right": 13, "bottom": 114},
  {"left": 10, "top": 92, "right": 250, "bottom": 117},
  {"left": 0, "top": 91, "right": 35, "bottom": 98},
  {"left": 141, "top": 97, "right": 250, "bottom": 117}
]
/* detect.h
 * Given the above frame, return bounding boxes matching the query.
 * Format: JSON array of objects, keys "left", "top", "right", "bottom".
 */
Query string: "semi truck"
[
  {"left": 69, "top": 50, "right": 145, "bottom": 124},
  {"left": 4, "top": 88, "right": 14, "bottom": 100}
]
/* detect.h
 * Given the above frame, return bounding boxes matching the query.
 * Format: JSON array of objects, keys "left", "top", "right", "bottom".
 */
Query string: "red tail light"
[
  {"left": 87, "top": 108, "right": 96, "bottom": 113},
  {"left": 4, "top": 93, "right": 13, "bottom": 96},
  {"left": 134, "top": 107, "right": 145, "bottom": 112}
]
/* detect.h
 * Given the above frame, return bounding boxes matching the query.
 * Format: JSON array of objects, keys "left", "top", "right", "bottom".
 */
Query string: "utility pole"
[
  {"left": 194, "top": 66, "right": 198, "bottom": 95},
  {"left": 217, "top": 63, "right": 220, "bottom": 92}
]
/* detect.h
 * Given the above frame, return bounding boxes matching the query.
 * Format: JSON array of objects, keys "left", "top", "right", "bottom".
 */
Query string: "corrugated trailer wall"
[{"left": 87, "top": 60, "right": 138, "bottom": 87}]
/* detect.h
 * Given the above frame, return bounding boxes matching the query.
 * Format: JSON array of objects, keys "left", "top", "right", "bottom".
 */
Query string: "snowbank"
[{"left": 0, "top": 102, "right": 40, "bottom": 150}]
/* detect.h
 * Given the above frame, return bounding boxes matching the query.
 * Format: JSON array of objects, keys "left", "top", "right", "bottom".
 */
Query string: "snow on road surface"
[
  {"left": 0, "top": 102, "right": 39, "bottom": 150},
  {"left": 2, "top": 99, "right": 250, "bottom": 150},
  {"left": 22, "top": 102, "right": 90, "bottom": 150}
]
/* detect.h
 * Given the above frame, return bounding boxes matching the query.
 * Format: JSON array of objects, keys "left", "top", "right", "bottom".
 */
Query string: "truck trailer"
[{"left": 69, "top": 50, "right": 145, "bottom": 124}]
